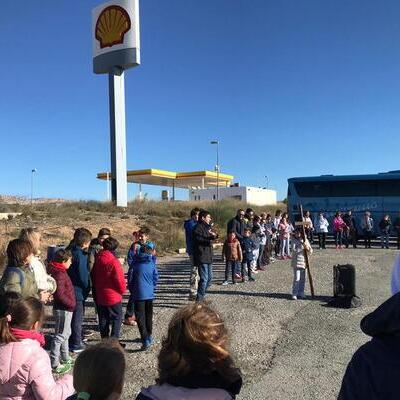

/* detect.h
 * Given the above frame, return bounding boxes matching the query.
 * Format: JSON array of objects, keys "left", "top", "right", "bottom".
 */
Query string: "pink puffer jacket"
[{"left": 0, "top": 339, "right": 74, "bottom": 400}]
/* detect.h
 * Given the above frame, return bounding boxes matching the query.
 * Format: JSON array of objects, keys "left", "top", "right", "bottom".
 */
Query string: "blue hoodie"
[
  {"left": 67, "top": 245, "right": 90, "bottom": 301},
  {"left": 128, "top": 252, "right": 158, "bottom": 301}
]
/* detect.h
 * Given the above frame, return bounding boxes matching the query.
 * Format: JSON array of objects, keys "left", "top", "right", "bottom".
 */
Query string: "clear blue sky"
[{"left": 1, "top": 0, "right": 400, "bottom": 201}]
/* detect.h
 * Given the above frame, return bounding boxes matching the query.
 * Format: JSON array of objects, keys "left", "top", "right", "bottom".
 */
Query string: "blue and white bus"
[{"left": 287, "top": 171, "right": 400, "bottom": 232}]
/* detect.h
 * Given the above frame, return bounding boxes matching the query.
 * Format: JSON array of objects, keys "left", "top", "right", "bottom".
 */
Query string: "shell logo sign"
[
  {"left": 95, "top": 5, "right": 131, "bottom": 49},
  {"left": 92, "top": 0, "right": 140, "bottom": 74}
]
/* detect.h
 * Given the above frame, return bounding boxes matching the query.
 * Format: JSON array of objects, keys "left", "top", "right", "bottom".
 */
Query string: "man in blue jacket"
[
  {"left": 67, "top": 228, "right": 92, "bottom": 353},
  {"left": 184, "top": 208, "right": 200, "bottom": 300}
]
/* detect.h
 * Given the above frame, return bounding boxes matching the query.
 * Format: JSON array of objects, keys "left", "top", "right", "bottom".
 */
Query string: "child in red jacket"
[
  {"left": 91, "top": 237, "right": 126, "bottom": 341},
  {"left": 47, "top": 249, "right": 76, "bottom": 374}
]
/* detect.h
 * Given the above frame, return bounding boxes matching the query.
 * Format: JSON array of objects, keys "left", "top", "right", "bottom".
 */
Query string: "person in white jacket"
[
  {"left": 314, "top": 212, "right": 329, "bottom": 249},
  {"left": 19, "top": 228, "right": 56, "bottom": 296}
]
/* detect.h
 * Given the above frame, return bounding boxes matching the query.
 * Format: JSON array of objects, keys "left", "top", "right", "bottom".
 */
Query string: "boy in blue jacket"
[
  {"left": 67, "top": 228, "right": 92, "bottom": 353},
  {"left": 124, "top": 228, "right": 155, "bottom": 326},
  {"left": 128, "top": 243, "right": 158, "bottom": 350},
  {"left": 240, "top": 228, "right": 256, "bottom": 282}
]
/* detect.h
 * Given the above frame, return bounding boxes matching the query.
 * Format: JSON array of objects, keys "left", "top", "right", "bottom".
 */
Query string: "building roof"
[{"left": 97, "top": 169, "right": 234, "bottom": 189}]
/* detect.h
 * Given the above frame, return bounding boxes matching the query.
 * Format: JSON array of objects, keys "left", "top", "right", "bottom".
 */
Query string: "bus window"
[
  {"left": 332, "top": 181, "right": 376, "bottom": 197},
  {"left": 294, "top": 182, "right": 331, "bottom": 197},
  {"left": 377, "top": 180, "right": 400, "bottom": 196}
]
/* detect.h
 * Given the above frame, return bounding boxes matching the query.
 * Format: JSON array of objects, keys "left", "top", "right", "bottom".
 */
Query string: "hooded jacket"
[
  {"left": 184, "top": 219, "right": 198, "bottom": 255},
  {"left": 127, "top": 252, "right": 158, "bottom": 301},
  {"left": 47, "top": 262, "right": 76, "bottom": 311},
  {"left": 67, "top": 245, "right": 90, "bottom": 302},
  {"left": 0, "top": 338, "right": 74, "bottom": 400},
  {"left": 338, "top": 292, "right": 400, "bottom": 400},
  {"left": 91, "top": 250, "right": 126, "bottom": 306},
  {"left": 227, "top": 217, "right": 245, "bottom": 241}
]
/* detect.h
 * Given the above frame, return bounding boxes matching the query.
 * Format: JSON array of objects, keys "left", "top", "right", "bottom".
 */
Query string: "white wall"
[{"left": 189, "top": 186, "right": 277, "bottom": 206}]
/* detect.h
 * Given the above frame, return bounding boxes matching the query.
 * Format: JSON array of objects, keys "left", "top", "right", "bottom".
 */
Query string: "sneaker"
[
  {"left": 119, "top": 342, "right": 127, "bottom": 349},
  {"left": 148, "top": 336, "right": 154, "bottom": 346},
  {"left": 292, "top": 295, "right": 298, "bottom": 300},
  {"left": 141, "top": 338, "right": 150, "bottom": 351},
  {"left": 53, "top": 363, "right": 73, "bottom": 375},
  {"left": 61, "top": 357, "right": 74, "bottom": 366},
  {"left": 287, "top": 256, "right": 292, "bottom": 259},
  {"left": 70, "top": 346, "right": 85, "bottom": 354},
  {"left": 335, "top": 245, "right": 339, "bottom": 250},
  {"left": 123, "top": 317, "right": 137, "bottom": 326},
  {"left": 235, "top": 273, "right": 242, "bottom": 280},
  {"left": 232, "top": 282, "right": 238, "bottom": 285},
  {"left": 249, "top": 277, "right": 255, "bottom": 282},
  {"left": 83, "top": 330, "right": 95, "bottom": 339},
  {"left": 221, "top": 281, "right": 229, "bottom": 286}
]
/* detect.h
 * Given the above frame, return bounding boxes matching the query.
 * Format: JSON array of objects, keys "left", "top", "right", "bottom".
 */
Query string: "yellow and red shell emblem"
[{"left": 95, "top": 5, "right": 131, "bottom": 49}]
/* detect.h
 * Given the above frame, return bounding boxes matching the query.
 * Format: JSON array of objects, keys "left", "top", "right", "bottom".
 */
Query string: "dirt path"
[{"left": 74, "top": 248, "right": 396, "bottom": 399}]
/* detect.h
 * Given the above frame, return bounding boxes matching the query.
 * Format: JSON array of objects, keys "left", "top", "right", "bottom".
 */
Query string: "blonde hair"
[
  {"left": 19, "top": 228, "right": 41, "bottom": 255},
  {"left": 157, "top": 302, "right": 239, "bottom": 384}
]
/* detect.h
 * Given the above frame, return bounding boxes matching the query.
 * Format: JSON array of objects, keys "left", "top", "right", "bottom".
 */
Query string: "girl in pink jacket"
[
  {"left": 333, "top": 211, "right": 347, "bottom": 250},
  {"left": 0, "top": 294, "right": 74, "bottom": 400}
]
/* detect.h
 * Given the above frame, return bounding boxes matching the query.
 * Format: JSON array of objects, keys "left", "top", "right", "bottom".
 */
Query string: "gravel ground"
[{"left": 76, "top": 248, "right": 397, "bottom": 399}]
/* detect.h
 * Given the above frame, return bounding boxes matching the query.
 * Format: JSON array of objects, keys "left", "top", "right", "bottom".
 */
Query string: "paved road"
[{"left": 73, "top": 248, "right": 396, "bottom": 399}]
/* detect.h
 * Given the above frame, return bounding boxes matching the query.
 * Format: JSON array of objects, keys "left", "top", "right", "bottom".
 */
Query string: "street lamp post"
[
  {"left": 31, "top": 168, "right": 37, "bottom": 206},
  {"left": 210, "top": 140, "right": 219, "bottom": 200},
  {"left": 265, "top": 175, "right": 268, "bottom": 189}
]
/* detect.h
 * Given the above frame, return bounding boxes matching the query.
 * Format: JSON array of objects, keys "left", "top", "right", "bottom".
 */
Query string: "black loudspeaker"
[{"left": 333, "top": 264, "right": 356, "bottom": 297}]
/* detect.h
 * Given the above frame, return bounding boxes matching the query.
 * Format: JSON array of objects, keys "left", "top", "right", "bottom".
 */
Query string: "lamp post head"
[
  {"left": 210, "top": 140, "right": 219, "bottom": 145},
  {"left": 31, "top": 168, "right": 37, "bottom": 173}
]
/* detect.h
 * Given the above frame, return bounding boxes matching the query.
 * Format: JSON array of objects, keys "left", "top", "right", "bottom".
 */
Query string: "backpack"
[{"left": 4, "top": 266, "right": 25, "bottom": 288}]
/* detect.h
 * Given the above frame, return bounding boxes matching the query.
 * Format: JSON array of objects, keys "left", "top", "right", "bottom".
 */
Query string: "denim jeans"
[
  {"left": 334, "top": 231, "right": 343, "bottom": 246},
  {"left": 292, "top": 268, "right": 306, "bottom": 297},
  {"left": 225, "top": 260, "right": 238, "bottom": 282},
  {"left": 280, "top": 238, "right": 290, "bottom": 257},
  {"left": 196, "top": 263, "right": 213, "bottom": 301},
  {"left": 97, "top": 302, "right": 123, "bottom": 339},
  {"left": 69, "top": 300, "right": 84, "bottom": 350},
  {"left": 50, "top": 309, "right": 72, "bottom": 368},
  {"left": 381, "top": 231, "right": 390, "bottom": 248},
  {"left": 257, "top": 244, "right": 265, "bottom": 267},
  {"left": 241, "top": 260, "right": 253, "bottom": 279}
]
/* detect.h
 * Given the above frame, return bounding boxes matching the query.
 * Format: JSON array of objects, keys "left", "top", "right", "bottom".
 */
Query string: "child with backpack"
[
  {"left": 0, "top": 239, "right": 47, "bottom": 301},
  {"left": 221, "top": 231, "right": 243, "bottom": 285},
  {"left": 0, "top": 294, "right": 74, "bottom": 399},
  {"left": 47, "top": 249, "right": 76, "bottom": 374},
  {"left": 91, "top": 237, "right": 126, "bottom": 341},
  {"left": 128, "top": 244, "right": 158, "bottom": 350},
  {"left": 66, "top": 341, "right": 126, "bottom": 400},
  {"left": 136, "top": 303, "right": 242, "bottom": 400}
]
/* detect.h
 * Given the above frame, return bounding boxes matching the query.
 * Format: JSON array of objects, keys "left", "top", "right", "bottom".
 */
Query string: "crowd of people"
[{"left": 0, "top": 207, "right": 399, "bottom": 399}]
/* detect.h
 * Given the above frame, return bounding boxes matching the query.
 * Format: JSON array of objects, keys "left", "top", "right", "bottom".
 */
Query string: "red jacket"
[
  {"left": 91, "top": 250, "right": 126, "bottom": 306},
  {"left": 47, "top": 262, "right": 76, "bottom": 311}
]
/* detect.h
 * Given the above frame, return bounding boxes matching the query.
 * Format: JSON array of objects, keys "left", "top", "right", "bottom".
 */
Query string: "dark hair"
[
  {"left": 245, "top": 208, "right": 254, "bottom": 215},
  {"left": 253, "top": 215, "right": 260, "bottom": 223},
  {"left": 73, "top": 340, "right": 126, "bottom": 399},
  {"left": 244, "top": 228, "right": 252, "bottom": 233},
  {"left": 102, "top": 237, "right": 119, "bottom": 252},
  {"left": 6, "top": 239, "right": 34, "bottom": 268},
  {"left": 53, "top": 249, "right": 72, "bottom": 263},
  {"left": 98, "top": 228, "right": 111, "bottom": 238},
  {"left": 74, "top": 228, "right": 92, "bottom": 247},
  {"left": 228, "top": 230, "right": 235, "bottom": 235},
  {"left": 236, "top": 209, "right": 244, "bottom": 214},
  {"left": 157, "top": 303, "right": 240, "bottom": 386},
  {"left": 190, "top": 208, "right": 200, "bottom": 217},
  {"left": 275, "top": 209, "right": 282, "bottom": 216},
  {"left": 0, "top": 296, "right": 43, "bottom": 344},
  {"left": 199, "top": 210, "right": 210, "bottom": 220},
  {"left": 140, "top": 227, "right": 151, "bottom": 236},
  {"left": 335, "top": 211, "right": 341, "bottom": 217}
]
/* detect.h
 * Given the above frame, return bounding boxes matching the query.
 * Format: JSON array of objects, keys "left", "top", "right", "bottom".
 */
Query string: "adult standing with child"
[{"left": 193, "top": 210, "right": 218, "bottom": 302}]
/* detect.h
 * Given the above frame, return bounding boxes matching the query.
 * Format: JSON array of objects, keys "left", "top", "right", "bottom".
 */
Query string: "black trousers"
[
  {"left": 134, "top": 300, "right": 153, "bottom": 341},
  {"left": 364, "top": 230, "right": 372, "bottom": 248},
  {"left": 318, "top": 233, "right": 326, "bottom": 249},
  {"left": 344, "top": 229, "right": 358, "bottom": 248},
  {"left": 97, "top": 302, "right": 122, "bottom": 339},
  {"left": 125, "top": 294, "right": 135, "bottom": 319}
]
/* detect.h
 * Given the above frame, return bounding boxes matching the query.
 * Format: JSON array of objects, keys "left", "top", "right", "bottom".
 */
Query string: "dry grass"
[{"left": 0, "top": 199, "right": 285, "bottom": 269}]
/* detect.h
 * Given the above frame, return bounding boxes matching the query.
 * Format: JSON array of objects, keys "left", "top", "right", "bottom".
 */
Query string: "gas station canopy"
[{"left": 97, "top": 169, "right": 234, "bottom": 189}]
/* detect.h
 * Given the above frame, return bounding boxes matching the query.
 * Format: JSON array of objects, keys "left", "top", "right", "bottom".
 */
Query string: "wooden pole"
[{"left": 299, "top": 204, "right": 315, "bottom": 298}]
